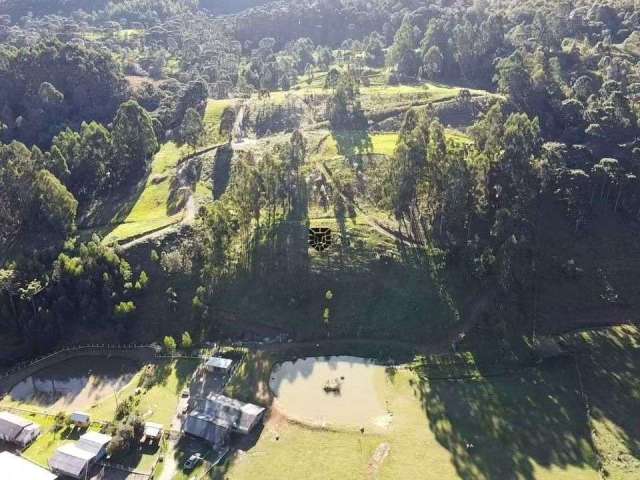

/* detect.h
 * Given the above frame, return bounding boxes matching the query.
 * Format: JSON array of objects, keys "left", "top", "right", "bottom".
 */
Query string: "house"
[
  {"left": 49, "top": 444, "right": 95, "bottom": 479},
  {"left": 0, "top": 411, "right": 41, "bottom": 447},
  {"left": 0, "top": 451, "right": 58, "bottom": 480},
  {"left": 69, "top": 412, "right": 90, "bottom": 428},
  {"left": 76, "top": 431, "right": 112, "bottom": 461},
  {"left": 183, "top": 394, "right": 265, "bottom": 445},
  {"left": 143, "top": 422, "right": 164, "bottom": 443},
  {"left": 203, "top": 394, "right": 265, "bottom": 434},
  {"left": 204, "top": 356, "right": 233, "bottom": 373},
  {"left": 48, "top": 431, "right": 112, "bottom": 479},
  {"left": 183, "top": 411, "right": 230, "bottom": 448}
]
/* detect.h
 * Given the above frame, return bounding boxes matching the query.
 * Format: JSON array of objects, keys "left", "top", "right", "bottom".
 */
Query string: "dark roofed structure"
[
  {"left": 201, "top": 394, "right": 266, "bottom": 434},
  {"left": 183, "top": 412, "right": 230, "bottom": 448},
  {"left": 183, "top": 394, "right": 265, "bottom": 445}
]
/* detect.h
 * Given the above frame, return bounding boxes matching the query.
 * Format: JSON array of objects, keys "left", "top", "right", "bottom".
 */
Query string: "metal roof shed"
[
  {"left": 143, "top": 422, "right": 164, "bottom": 441},
  {"left": 69, "top": 412, "right": 90, "bottom": 426},
  {"left": 205, "top": 357, "right": 233, "bottom": 371},
  {"left": 0, "top": 411, "right": 41, "bottom": 446},
  {"left": 49, "top": 443, "right": 94, "bottom": 479},
  {"left": 0, "top": 451, "right": 58, "bottom": 480},
  {"left": 76, "top": 431, "right": 112, "bottom": 460}
]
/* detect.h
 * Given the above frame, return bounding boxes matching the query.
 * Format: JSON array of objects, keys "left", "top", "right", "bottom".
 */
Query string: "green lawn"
[
  {"left": 212, "top": 348, "right": 600, "bottom": 480},
  {"left": 204, "top": 99, "right": 234, "bottom": 143},
  {"left": 22, "top": 415, "right": 102, "bottom": 468},
  {"left": 90, "top": 359, "right": 198, "bottom": 427}
]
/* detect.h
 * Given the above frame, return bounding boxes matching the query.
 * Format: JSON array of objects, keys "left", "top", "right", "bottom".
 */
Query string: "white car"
[{"left": 184, "top": 453, "right": 203, "bottom": 470}]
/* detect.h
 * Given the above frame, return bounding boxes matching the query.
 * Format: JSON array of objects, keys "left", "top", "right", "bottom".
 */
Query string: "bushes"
[{"left": 107, "top": 414, "right": 144, "bottom": 457}]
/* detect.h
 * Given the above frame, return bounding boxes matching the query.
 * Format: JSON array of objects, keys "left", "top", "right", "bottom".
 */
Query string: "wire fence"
[{"left": 0, "top": 344, "right": 155, "bottom": 380}]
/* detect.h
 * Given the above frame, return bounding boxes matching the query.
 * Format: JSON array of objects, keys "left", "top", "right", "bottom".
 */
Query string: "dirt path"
[{"left": 157, "top": 440, "right": 179, "bottom": 480}]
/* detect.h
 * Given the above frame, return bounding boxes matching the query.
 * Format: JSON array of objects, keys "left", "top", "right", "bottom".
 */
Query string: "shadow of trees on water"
[{"left": 414, "top": 360, "right": 600, "bottom": 480}]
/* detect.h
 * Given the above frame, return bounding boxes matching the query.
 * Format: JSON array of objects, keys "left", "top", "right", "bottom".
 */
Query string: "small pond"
[
  {"left": 5, "top": 356, "right": 139, "bottom": 411},
  {"left": 269, "top": 356, "right": 390, "bottom": 428}
]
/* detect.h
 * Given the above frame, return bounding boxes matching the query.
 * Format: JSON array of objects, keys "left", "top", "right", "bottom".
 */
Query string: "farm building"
[
  {"left": 203, "top": 394, "right": 266, "bottom": 434},
  {"left": 204, "top": 356, "right": 233, "bottom": 373},
  {"left": 183, "top": 410, "right": 231, "bottom": 448},
  {"left": 183, "top": 394, "right": 265, "bottom": 445},
  {"left": 143, "top": 422, "right": 164, "bottom": 443},
  {"left": 49, "top": 443, "right": 95, "bottom": 479},
  {"left": 69, "top": 411, "right": 90, "bottom": 427},
  {"left": 0, "top": 411, "right": 41, "bottom": 447},
  {"left": 48, "top": 431, "right": 112, "bottom": 479},
  {"left": 76, "top": 431, "right": 111, "bottom": 461},
  {"left": 0, "top": 451, "right": 58, "bottom": 480}
]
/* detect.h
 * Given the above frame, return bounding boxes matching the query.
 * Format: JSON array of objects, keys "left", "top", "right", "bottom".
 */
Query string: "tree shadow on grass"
[
  {"left": 569, "top": 327, "right": 640, "bottom": 474},
  {"left": 413, "top": 360, "right": 599, "bottom": 480}
]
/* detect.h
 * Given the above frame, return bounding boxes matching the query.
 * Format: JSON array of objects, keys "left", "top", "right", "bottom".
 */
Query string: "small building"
[
  {"left": 143, "top": 422, "right": 164, "bottom": 443},
  {"left": 0, "top": 451, "right": 58, "bottom": 480},
  {"left": 49, "top": 444, "right": 95, "bottom": 479},
  {"left": 0, "top": 411, "right": 41, "bottom": 447},
  {"left": 76, "top": 431, "right": 112, "bottom": 461},
  {"left": 69, "top": 412, "right": 90, "bottom": 428},
  {"left": 204, "top": 357, "right": 233, "bottom": 373}
]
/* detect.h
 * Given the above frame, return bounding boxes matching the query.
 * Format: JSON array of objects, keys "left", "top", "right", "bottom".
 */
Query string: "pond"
[
  {"left": 269, "top": 356, "right": 391, "bottom": 429},
  {"left": 5, "top": 356, "right": 139, "bottom": 411}
]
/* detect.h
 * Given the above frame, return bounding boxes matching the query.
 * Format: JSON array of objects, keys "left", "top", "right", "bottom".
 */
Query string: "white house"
[
  {"left": 0, "top": 451, "right": 58, "bottom": 480},
  {"left": 0, "top": 411, "right": 41, "bottom": 448}
]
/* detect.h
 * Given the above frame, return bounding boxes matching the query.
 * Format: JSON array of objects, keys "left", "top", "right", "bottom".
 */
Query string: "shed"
[
  {"left": 0, "top": 451, "right": 58, "bottom": 480},
  {"left": 0, "top": 411, "right": 41, "bottom": 447},
  {"left": 49, "top": 444, "right": 94, "bottom": 479},
  {"left": 76, "top": 431, "right": 111, "bottom": 461},
  {"left": 69, "top": 412, "right": 90, "bottom": 428},
  {"left": 143, "top": 422, "right": 164, "bottom": 442},
  {"left": 204, "top": 357, "right": 233, "bottom": 373}
]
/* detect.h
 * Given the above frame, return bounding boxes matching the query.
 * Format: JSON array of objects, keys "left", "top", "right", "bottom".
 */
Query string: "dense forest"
[{"left": 0, "top": 0, "right": 638, "bottom": 369}]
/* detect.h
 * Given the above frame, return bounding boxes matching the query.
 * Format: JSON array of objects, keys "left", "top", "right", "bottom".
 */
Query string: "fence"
[{"left": 0, "top": 344, "right": 156, "bottom": 396}]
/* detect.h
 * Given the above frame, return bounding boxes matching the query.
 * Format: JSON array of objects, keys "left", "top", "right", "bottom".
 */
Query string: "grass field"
[
  {"left": 562, "top": 326, "right": 640, "bottom": 479},
  {"left": 90, "top": 359, "right": 198, "bottom": 426},
  {"left": 103, "top": 100, "right": 230, "bottom": 243},
  {"left": 103, "top": 141, "right": 184, "bottom": 243},
  {"left": 21, "top": 415, "right": 103, "bottom": 467},
  {"left": 212, "top": 348, "right": 601, "bottom": 480}
]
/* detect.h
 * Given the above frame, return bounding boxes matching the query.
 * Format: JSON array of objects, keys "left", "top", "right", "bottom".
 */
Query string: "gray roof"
[
  {"left": 49, "top": 444, "right": 93, "bottom": 478},
  {"left": 76, "top": 431, "right": 111, "bottom": 456},
  {"left": 144, "top": 422, "right": 163, "bottom": 439},
  {"left": 0, "top": 451, "right": 58, "bottom": 480},
  {"left": 205, "top": 357, "right": 233, "bottom": 369},
  {"left": 198, "top": 394, "right": 265, "bottom": 434},
  {"left": 0, "top": 411, "right": 36, "bottom": 442},
  {"left": 183, "top": 412, "right": 230, "bottom": 446}
]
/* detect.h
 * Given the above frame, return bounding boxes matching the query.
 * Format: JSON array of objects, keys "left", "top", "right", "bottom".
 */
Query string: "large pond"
[
  {"left": 269, "top": 356, "right": 390, "bottom": 429},
  {"left": 5, "top": 356, "right": 139, "bottom": 411}
]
